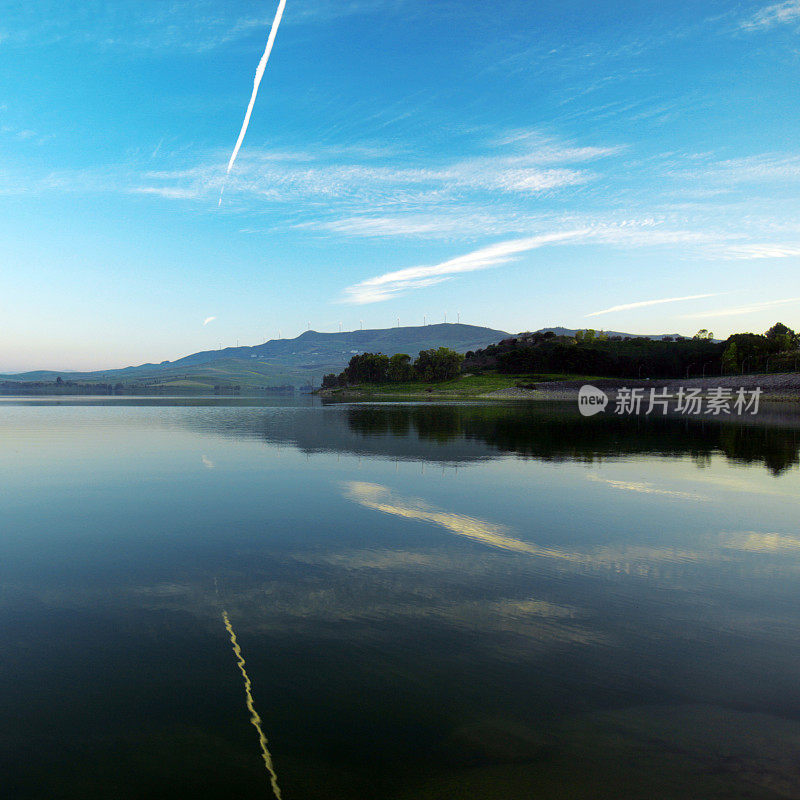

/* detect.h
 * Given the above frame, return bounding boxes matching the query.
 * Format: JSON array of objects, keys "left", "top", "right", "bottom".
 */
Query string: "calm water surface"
[{"left": 2, "top": 398, "right": 800, "bottom": 799}]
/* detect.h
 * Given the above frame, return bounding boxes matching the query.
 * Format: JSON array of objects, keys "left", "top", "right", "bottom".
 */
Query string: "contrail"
[
  {"left": 219, "top": 0, "right": 287, "bottom": 206},
  {"left": 221, "top": 609, "right": 283, "bottom": 799}
]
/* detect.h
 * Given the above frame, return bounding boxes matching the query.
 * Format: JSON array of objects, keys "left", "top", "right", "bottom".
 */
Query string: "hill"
[
  {"left": 534, "top": 327, "right": 687, "bottom": 341},
  {"left": 1, "top": 323, "right": 510, "bottom": 390}
]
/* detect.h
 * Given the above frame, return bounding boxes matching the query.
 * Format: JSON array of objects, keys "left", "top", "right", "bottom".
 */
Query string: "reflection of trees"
[
  {"left": 345, "top": 407, "right": 411, "bottom": 438},
  {"left": 345, "top": 404, "right": 800, "bottom": 475},
  {"left": 347, "top": 406, "right": 463, "bottom": 442},
  {"left": 717, "top": 425, "right": 800, "bottom": 476}
]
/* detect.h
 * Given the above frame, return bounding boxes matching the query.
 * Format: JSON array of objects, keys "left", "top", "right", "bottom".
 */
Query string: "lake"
[{"left": 2, "top": 398, "right": 800, "bottom": 799}]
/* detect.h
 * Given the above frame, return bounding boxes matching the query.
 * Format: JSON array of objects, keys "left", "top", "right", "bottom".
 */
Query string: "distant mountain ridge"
[
  {"left": 533, "top": 327, "right": 686, "bottom": 341},
  {"left": 2, "top": 324, "right": 705, "bottom": 390},
  {"left": 2, "top": 323, "right": 511, "bottom": 388}
]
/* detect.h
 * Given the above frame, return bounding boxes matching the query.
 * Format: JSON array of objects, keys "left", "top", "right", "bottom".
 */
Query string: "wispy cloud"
[
  {"left": 138, "top": 130, "right": 615, "bottom": 211},
  {"left": 722, "top": 243, "right": 800, "bottom": 259},
  {"left": 682, "top": 297, "right": 800, "bottom": 318},
  {"left": 679, "top": 153, "right": 800, "bottom": 184},
  {"left": 0, "top": 1, "right": 406, "bottom": 53},
  {"left": 203, "top": 316, "right": 217, "bottom": 325},
  {"left": 740, "top": 1, "right": 800, "bottom": 31},
  {"left": 341, "top": 231, "right": 588, "bottom": 304},
  {"left": 585, "top": 293, "right": 722, "bottom": 318}
]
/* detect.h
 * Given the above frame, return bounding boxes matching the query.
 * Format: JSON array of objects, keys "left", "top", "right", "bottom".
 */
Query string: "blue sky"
[{"left": 2, "top": 0, "right": 800, "bottom": 370}]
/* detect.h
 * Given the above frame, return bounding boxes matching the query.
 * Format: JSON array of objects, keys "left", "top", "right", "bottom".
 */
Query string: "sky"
[{"left": 1, "top": 0, "right": 800, "bottom": 371}]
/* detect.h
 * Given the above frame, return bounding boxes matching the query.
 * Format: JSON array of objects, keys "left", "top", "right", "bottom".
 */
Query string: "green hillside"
[{"left": 1, "top": 323, "right": 510, "bottom": 391}]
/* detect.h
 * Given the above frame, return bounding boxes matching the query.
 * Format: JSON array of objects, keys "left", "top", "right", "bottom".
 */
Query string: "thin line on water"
[{"left": 222, "top": 609, "right": 283, "bottom": 799}]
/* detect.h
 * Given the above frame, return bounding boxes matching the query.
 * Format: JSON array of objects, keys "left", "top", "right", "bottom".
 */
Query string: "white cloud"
[
  {"left": 681, "top": 297, "right": 800, "bottom": 318},
  {"left": 740, "top": 1, "right": 800, "bottom": 31},
  {"left": 723, "top": 243, "right": 800, "bottom": 259},
  {"left": 135, "top": 131, "right": 618, "bottom": 212},
  {"left": 490, "top": 130, "right": 623, "bottom": 163},
  {"left": 682, "top": 153, "right": 800, "bottom": 184},
  {"left": 341, "top": 231, "right": 589, "bottom": 304},
  {"left": 585, "top": 293, "right": 722, "bottom": 318}
]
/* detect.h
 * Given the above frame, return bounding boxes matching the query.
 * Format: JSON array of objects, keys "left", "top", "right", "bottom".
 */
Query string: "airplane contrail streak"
[
  {"left": 219, "top": 0, "right": 287, "bottom": 205},
  {"left": 222, "top": 609, "right": 283, "bottom": 799}
]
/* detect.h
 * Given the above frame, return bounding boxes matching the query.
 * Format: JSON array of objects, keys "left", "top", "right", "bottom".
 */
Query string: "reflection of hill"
[
  {"left": 176, "top": 401, "right": 800, "bottom": 475},
  {"left": 178, "top": 404, "right": 498, "bottom": 463},
  {"left": 449, "top": 405, "right": 800, "bottom": 475},
  {"left": 342, "top": 403, "right": 800, "bottom": 474}
]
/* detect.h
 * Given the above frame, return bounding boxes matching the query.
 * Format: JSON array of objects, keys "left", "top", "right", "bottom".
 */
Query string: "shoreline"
[{"left": 319, "top": 372, "right": 800, "bottom": 403}]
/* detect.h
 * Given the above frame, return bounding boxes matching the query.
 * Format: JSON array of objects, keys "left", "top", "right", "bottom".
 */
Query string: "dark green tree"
[
  {"left": 413, "top": 347, "right": 464, "bottom": 381},
  {"left": 342, "top": 352, "right": 390, "bottom": 384},
  {"left": 387, "top": 353, "right": 413, "bottom": 382}
]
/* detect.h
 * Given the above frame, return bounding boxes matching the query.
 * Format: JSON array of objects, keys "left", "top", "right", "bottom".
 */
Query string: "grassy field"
[{"left": 322, "top": 372, "right": 603, "bottom": 398}]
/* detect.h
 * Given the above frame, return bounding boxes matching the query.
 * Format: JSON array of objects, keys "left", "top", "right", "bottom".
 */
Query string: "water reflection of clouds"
[
  {"left": 342, "top": 481, "right": 705, "bottom": 571},
  {"left": 720, "top": 532, "right": 800, "bottom": 553},
  {"left": 690, "top": 472, "right": 797, "bottom": 498},
  {"left": 586, "top": 474, "right": 707, "bottom": 500}
]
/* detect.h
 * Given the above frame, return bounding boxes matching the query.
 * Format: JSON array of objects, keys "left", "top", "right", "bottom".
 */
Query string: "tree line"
[
  {"left": 464, "top": 323, "right": 799, "bottom": 379},
  {"left": 322, "top": 347, "right": 465, "bottom": 388},
  {"left": 321, "top": 323, "right": 798, "bottom": 388}
]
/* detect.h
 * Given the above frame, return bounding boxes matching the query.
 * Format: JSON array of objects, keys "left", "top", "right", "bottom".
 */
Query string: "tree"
[
  {"left": 413, "top": 347, "right": 464, "bottom": 381},
  {"left": 693, "top": 329, "right": 714, "bottom": 340},
  {"left": 387, "top": 353, "right": 412, "bottom": 382},
  {"left": 766, "top": 322, "right": 797, "bottom": 351},
  {"left": 321, "top": 373, "right": 338, "bottom": 389},
  {"left": 721, "top": 341, "right": 738, "bottom": 374},
  {"left": 341, "top": 352, "right": 390, "bottom": 384}
]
